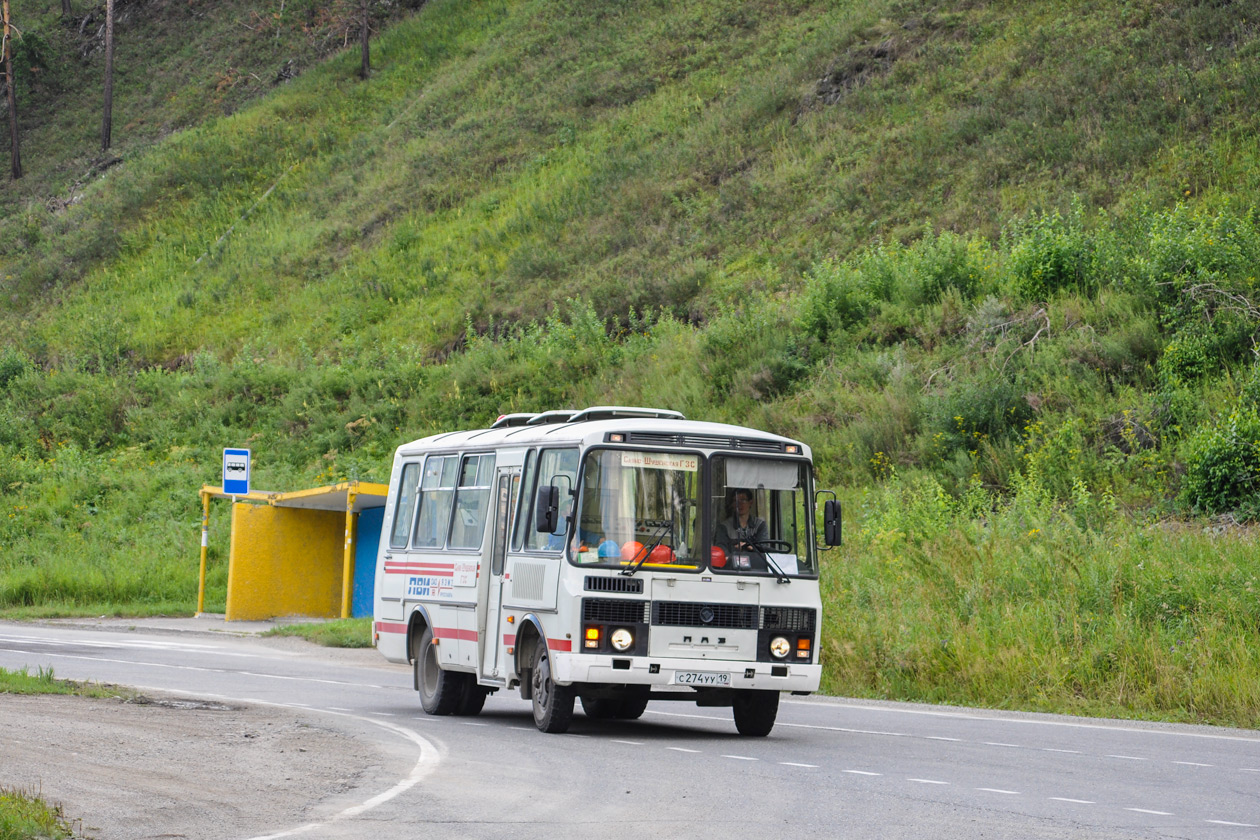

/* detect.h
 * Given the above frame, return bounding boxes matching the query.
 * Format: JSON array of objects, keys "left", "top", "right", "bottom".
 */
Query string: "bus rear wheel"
[
  {"left": 415, "top": 626, "right": 462, "bottom": 716},
  {"left": 531, "top": 644, "right": 574, "bottom": 733},
  {"left": 732, "top": 690, "right": 779, "bottom": 736}
]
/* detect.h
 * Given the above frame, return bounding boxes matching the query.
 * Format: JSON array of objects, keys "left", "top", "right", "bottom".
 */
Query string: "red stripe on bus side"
[
  {"left": 547, "top": 638, "right": 572, "bottom": 652},
  {"left": 375, "top": 621, "right": 407, "bottom": 635},
  {"left": 432, "top": 627, "right": 479, "bottom": 642}
]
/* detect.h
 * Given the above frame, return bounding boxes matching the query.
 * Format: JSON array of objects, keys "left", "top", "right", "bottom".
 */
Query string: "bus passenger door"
[{"left": 479, "top": 468, "right": 518, "bottom": 680}]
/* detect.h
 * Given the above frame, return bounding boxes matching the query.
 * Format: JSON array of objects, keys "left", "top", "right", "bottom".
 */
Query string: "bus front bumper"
[{"left": 552, "top": 653, "right": 821, "bottom": 694}]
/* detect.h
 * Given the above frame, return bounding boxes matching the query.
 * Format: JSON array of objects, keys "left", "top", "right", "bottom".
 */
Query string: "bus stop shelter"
[{"left": 198, "top": 480, "right": 388, "bottom": 621}]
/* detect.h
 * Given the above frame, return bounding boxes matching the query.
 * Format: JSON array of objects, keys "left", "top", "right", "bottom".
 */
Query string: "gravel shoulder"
[{"left": 1, "top": 690, "right": 386, "bottom": 840}]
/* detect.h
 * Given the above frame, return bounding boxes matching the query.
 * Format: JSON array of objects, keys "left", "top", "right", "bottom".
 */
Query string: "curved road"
[{"left": 1, "top": 620, "right": 1257, "bottom": 839}]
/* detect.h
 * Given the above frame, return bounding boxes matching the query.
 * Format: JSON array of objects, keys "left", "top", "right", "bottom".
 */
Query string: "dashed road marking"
[
  {"left": 1106, "top": 755, "right": 1147, "bottom": 761},
  {"left": 611, "top": 739, "right": 643, "bottom": 745},
  {"left": 977, "top": 788, "right": 1020, "bottom": 795},
  {"left": 1173, "top": 761, "right": 1212, "bottom": 767},
  {"left": 985, "top": 742, "right": 1021, "bottom": 748},
  {"left": 373, "top": 712, "right": 395, "bottom": 717},
  {"left": 843, "top": 770, "right": 882, "bottom": 776},
  {"left": 1043, "top": 748, "right": 1080, "bottom": 754},
  {"left": 668, "top": 747, "right": 701, "bottom": 753},
  {"left": 1126, "top": 808, "right": 1173, "bottom": 816},
  {"left": 926, "top": 736, "right": 960, "bottom": 742},
  {"left": 460, "top": 722, "right": 488, "bottom": 727},
  {"left": 1049, "top": 798, "right": 1094, "bottom": 804},
  {"left": 1207, "top": 820, "right": 1258, "bottom": 827},
  {"left": 722, "top": 755, "right": 758, "bottom": 761},
  {"left": 780, "top": 762, "right": 818, "bottom": 768},
  {"left": 908, "top": 778, "right": 949, "bottom": 785}
]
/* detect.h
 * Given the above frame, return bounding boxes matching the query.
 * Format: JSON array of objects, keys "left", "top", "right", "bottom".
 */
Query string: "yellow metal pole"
[
  {"left": 341, "top": 488, "right": 357, "bottom": 619},
  {"left": 197, "top": 490, "right": 210, "bottom": 615}
]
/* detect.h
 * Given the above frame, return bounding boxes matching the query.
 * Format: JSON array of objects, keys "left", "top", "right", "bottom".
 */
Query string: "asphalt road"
[{"left": 1, "top": 619, "right": 1257, "bottom": 839}]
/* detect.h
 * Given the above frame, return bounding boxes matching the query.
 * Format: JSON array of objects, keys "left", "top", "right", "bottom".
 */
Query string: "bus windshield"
[
  {"left": 710, "top": 456, "right": 817, "bottom": 578},
  {"left": 571, "top": 449, "right": 701, "bottom": 570}
]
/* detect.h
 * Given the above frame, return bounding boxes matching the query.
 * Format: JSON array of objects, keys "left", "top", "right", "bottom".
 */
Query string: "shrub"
[
  {"left": 1181, "top": 408, "right": 1260, "bottom": 517},
  {"left": 1005, "top": 205, "right": 1091, "bottom": 301}
]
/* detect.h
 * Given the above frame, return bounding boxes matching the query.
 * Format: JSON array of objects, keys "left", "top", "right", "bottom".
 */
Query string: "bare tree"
[
  {"left": 358, "top": 0, "right": 372, "bottom": 79},
  {"left": 101, "top": 0, "right": 113, "bottom": 150},
  {"left": 2, "top": 0, "right": 19, "bottom": 179}
]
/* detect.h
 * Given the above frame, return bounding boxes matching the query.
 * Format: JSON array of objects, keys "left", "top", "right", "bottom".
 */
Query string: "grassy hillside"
[{"left": 1, "top": 0, "right": 1259, "bottom": 726}]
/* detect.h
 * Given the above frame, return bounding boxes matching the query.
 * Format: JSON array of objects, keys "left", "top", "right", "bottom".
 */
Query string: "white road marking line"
[
  {"left": 1173, "top": 761, "right": 1212, "bottom": 767},
  {"left": 611, "top": 740, "right": 644, "bottom": 745},
  {"left": 1049, "top": 798, "right": 1094, "bottom": 804},
  {"left": 926, "top": 736, "right": 961, "bottom": 742},
  {"left": 722, "top": 755, "right": 758, "bottom": 761},
  {"left": 459, "top": 722, "right": 488, "bottom": 727},
  {"left": 985, "top": 742, "right": 1021, "bottom": 748},
  {"left": 843, "top": 770, "right": 882, "bottom": 776},
  {"left": 327, "top": 707, "right": 352, "bottom": 712},
  {"left": 286, "top": 703, "right": 311, "bottom": 707},
  {"left": 1207, "top": 820, "right": 1258, "bottom": 827},
  {"left": 508, "top": 727, "right": 534, "bottom": 732},
  {"left": 668, "top": 747, "right": 701, "bottom": 753},
  {"left": 124, "top": 686, "right": 442, "bottom": 840},
  {"left": 780, "top": 762, "right": 818, "bottom": 768},
  {"left": 1243, "top": 768, "right": 1260, "bottom": 773},
  {"left": 977, "top": 788, "right": 1020, "bottom": 795},
  {"left": 908, "top": 778, "right": 949, "bottom": 785},
  {"left": 373, "top": 713, "right": 395, "bottom": 717},
  {"left": 1107, "top": 755, "right": 1147, "bottom": 761},
  {"left": 779, "top": 699, "right": 1260, "bottom": 744},
  {"left": 1126, "top": 808, "right": 1174, "bottom": 816},
  {"left": 1042, "top": 748, "right": 1080, "bottom": 754}
]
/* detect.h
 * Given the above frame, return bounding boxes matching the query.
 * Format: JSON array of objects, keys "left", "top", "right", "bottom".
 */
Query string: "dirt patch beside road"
[{"left": 1, "top": 692, "right": 382, "bottom": 840}]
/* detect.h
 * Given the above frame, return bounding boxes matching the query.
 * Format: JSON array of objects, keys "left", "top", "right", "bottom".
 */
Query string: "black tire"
[
  {"left": 580, "top": 696, "right": 619, "bottom": 720},
  {"left": 732, "top": 690, "right": 779, "bottom": 736},
  {"left": 456, "top": 683, "right": 488, "bottom": 716},
  {"left": 415, "top": 626, "right": 462, "bottom": 716},
  {"left": 615, "top": 687, "right": 650, "bottom": 720},
  {"left": 531, "top": 643, "right": 575, "bottom": 733}
]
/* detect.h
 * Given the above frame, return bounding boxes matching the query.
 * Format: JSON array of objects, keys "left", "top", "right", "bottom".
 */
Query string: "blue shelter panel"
[{"left": 352, "top": 507, "right": 385, "bottom": 618}]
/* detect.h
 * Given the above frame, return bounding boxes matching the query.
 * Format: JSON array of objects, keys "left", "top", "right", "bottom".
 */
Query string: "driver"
[{"left": 715, "top": 488, "right": 768, "bottom": 550}]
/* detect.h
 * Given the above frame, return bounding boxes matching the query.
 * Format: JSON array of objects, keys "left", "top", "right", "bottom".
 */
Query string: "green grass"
[
  {"left": 263, "top": 617, "right": 373, "bottom": 648},
  {"left": 0, "top": 787, "right": 74, "bottom": 840},
  {"left": 0, "top": 665, "right": 133, "bottom": 699},
  {"left": 1, "top": 0, "right": 1260, "bottom": 724}
]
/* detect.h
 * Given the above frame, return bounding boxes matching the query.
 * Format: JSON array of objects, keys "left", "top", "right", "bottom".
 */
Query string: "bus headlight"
[
  {"left": 769, "top": 636, "right": 791, "bottom": 659},
  {"left": 610, "top": 628, "right": 634, "bottom": 651}
]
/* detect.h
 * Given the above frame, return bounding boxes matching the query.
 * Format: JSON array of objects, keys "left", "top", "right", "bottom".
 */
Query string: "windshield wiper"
[
  {"left": 743, "top": 537, "right": 792, "bottom": 584},
  {"left": 621, "top": 519, "right": 673, "bottom": 577}
]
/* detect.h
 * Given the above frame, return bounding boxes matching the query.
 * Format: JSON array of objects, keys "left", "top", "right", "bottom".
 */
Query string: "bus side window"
[
  {"left": 525, "top": 448, "right": 578, "bottom": 551},
  {"left": 389, "top": 462, "right": 421, "bottom": 550},
  {"left": 413, "top": 455, "right": 458, "bottom": 548},
  {"left": 449, "top": 454, "right": 496, "bottom": 549},
  {"left": 512, "top": 450, "right": 537, "bottom": 552}
]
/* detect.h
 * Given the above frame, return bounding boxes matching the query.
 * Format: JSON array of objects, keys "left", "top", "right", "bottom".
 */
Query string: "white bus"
[{"left": 372, "top": 406, "right": 840, "bottom": 736}]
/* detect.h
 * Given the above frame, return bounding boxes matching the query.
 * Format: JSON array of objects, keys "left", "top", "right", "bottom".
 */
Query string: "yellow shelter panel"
[{"left": 226, "top": 503, "right": 345, "bottom": 621}]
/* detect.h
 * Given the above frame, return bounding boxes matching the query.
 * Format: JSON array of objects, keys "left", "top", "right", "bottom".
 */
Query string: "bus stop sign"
[{"left": 223, "top": 448, "right": 251, "bottom": 496}]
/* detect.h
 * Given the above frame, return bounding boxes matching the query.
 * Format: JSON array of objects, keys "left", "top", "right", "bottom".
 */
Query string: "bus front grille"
[
  {"left": 652, "top": 602, "right": 758, "bottom": 630},
  {"left": 760, "top": 606, "right": 816, "bottom": 632},
  {"left": 582, "top": 598, "right": 651, "bottom": 624},
  {"left": 584, "top": 576, "right": 644, "bottom": 594}
]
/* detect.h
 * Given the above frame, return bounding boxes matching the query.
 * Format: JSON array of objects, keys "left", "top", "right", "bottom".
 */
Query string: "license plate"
[{"left": 674, "top": 671, "right": 731, "bottom": 686}]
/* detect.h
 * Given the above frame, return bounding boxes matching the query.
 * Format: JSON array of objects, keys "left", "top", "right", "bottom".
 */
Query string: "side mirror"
[
  {"left": 823, "top": 499, "right": 842, "bottom": 547},
  {"left": 535, "top": 485, "right": 560, "bottom": 534}
]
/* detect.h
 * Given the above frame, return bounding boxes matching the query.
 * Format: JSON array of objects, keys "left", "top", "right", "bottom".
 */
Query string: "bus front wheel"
[
  {"left": 531, "top": 644, "right": 574, "bottom": 733},
  {"left": 415, "top": 626, "right": 462, "bottom": 716},
  {"left": 732, "top": 690, "right": 779, "bottom": 736}
]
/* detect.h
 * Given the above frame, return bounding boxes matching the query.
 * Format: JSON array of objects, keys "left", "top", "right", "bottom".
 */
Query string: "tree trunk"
[
  {"left": 101, "top": 0, "right": 114, "bottom": 151},
  {"left": 2, "top": 0, "right": 19, "bottom": 179},
  {"left": 359, "top": 1, "right": 370, "bottom": 79},
  {"left": 62, "top": 0, "right": 73, "bottom": 16}
]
